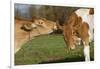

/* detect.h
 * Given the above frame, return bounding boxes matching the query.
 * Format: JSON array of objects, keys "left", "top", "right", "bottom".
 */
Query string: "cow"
[
  {"left": 33, "top": 18, "right": 57, "bottom": 34},
  {"left": 58, "top": 8, "right": 94, "bottom": 61},
  {"left": 15, "top": 18, "right": 57, "bottom": 53},
  {"left": 21, "top": 17, "right": 57, "bottom": 34}
]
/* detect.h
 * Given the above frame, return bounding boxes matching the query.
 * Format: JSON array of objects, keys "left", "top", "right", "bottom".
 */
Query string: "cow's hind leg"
[
  {"left": 82, "top": 37, "right": 90, "bottom": 61},
  {"left": 78, "top": 23, "right": 90, "bottom": 61}
]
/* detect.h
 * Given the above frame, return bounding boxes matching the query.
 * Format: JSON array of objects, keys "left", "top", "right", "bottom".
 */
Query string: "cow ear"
[{"left": 89, "top": 8, "right": 94, "bottom": 15}]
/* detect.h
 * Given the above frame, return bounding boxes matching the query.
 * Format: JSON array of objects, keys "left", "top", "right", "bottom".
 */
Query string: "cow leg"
[
  {"left": 63, "top": 28, "right": 75, "bottom": 50},
  {"left": 78, "top": 23, "right": 90, "bottom": 61},
  {"left": 69, "top": 38, "right": 75, "bottom": 49},
  {"left": 64, "top": 36, "right": 75, "bottom": 51},
  {"left": 83, "top": 40, "right": 90, "bottom": 61},
  {"left": 82, "top": 36, "right": 90, "bottom": 61}
]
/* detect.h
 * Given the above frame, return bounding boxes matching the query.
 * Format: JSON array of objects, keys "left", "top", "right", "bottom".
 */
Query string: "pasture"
[{"left": 15, "top": 34, "right": 94, "bottom": 65}]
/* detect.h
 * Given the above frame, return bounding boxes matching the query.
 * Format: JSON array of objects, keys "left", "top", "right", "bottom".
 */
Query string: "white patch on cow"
[
  {"left": 75, "top": 9, "right": 90, "bottom": 23},
  {"left": 88, "top": 15, "right": 94, "bottom": 42},
  {"left": 75, "top": 9, "right": 94, "bottom": 41},
  {"left": 83, "top": 45, "right": 90, "bottom": 61},
  {"left": 88, "top": 30, "right": 93, "bottom": 42}
]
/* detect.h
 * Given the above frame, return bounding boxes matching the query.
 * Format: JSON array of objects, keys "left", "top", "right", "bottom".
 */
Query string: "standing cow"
[{"left": 62, "top": 8, "right": 94, "bottom": 61}]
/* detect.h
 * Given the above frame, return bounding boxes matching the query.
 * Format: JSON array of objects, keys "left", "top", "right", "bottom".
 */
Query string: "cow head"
[{"left": 33, "top": 18, "right": 58, "bottom": 32}]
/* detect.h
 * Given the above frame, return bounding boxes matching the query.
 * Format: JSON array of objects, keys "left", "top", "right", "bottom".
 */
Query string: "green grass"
[{"left": 15, "top": 34, "right": 94, "bottom": 65}]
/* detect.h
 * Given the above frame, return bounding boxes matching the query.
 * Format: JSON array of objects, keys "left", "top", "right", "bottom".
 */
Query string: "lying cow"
[
  {"left": 15, "top": 18, "right": 57, "bottom": 53},
  {"left": 21, "top": 17, "right": 57, "bottom": 35},
  {"left": 33, "top": 18, "right": 57, "bottom": 34}
]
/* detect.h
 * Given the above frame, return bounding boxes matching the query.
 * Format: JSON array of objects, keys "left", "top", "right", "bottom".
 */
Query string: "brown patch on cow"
[
  {"left": 65, "top": 13, "right": 78, "bottom": 26},
  {"left": 63, "top": 24, "right": 74, "bottom": 49},
  {"left": 63, "top": 13, "right": 79, "bottom": 49},
  {"left": 77, "top": 22, "right": 89, "bottom": 38},
  {"left": 89, "top": 8, "right": 94, "bottom": 15}
]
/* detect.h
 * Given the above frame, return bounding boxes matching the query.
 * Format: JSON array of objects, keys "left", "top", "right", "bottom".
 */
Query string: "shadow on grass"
[{"left": 39, "top": 57, "right": 94, "bottom": 64}]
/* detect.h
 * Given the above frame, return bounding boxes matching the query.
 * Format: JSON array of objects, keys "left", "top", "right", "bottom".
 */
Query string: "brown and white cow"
[{"left": 62, "top": 8, "right": 94, "bottom": 61}]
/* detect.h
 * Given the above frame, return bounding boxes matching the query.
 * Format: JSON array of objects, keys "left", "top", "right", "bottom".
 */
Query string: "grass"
[{"left": 15, "top": 34, "right": 94, "bottom": 65}]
